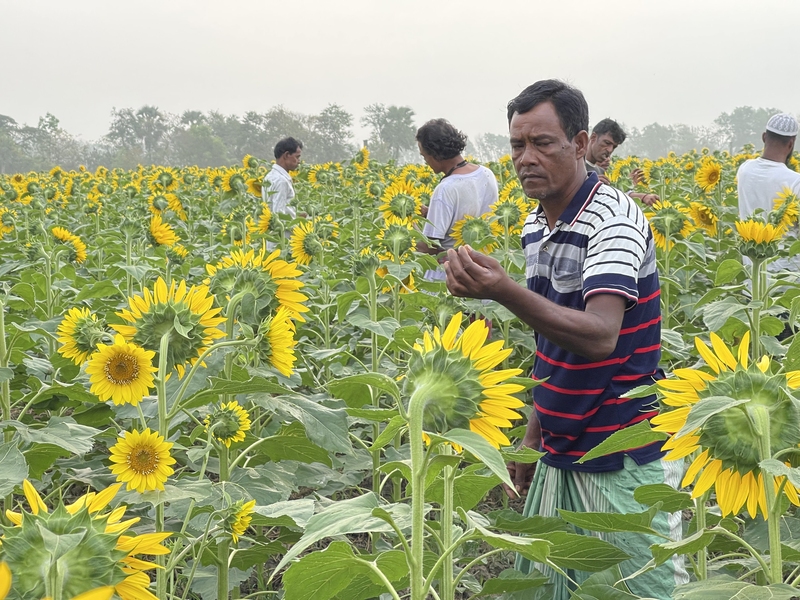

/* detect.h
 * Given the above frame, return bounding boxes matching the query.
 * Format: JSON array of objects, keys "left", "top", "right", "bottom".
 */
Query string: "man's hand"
[
  {"left": 419, "top": 204, "right": 429, "bottom": 218},
  {"left": 640, "top": 193, "right": 659, "bottom": 207},
  {"left": 598, "top": 174, "right": 611, "bottom": 185},
  {"left": 445, "top": 246, "right": 509, "bottom": 300},
  {"left": 631, "top": 168, "right": 645, "bottom": 186}
]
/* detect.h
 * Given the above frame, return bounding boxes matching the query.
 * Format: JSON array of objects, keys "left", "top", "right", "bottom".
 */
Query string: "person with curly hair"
[{"left": 415, "top": 119, "right": 498, "bottom": 280}]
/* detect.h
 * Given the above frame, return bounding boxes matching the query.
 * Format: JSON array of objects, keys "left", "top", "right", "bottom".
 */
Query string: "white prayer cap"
[{"left": 766, "top": 113, "right": 799, "bottom": 137}]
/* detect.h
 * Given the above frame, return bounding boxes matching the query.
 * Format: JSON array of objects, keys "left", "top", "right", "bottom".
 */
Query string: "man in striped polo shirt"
[{"left": 445, "top": 80, "right": 687, "bottom": 599}]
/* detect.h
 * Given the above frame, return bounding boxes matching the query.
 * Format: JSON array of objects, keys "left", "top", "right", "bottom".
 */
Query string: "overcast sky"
[{"left": 2, "top": 0, "right": 798, "bottom": 144}]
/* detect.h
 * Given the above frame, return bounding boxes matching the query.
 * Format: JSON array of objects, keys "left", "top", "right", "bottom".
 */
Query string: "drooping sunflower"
[
  {"left": 405, "top": 313, "right": 525, "bottom": 448},
  {"left": 222, "top": 168, "right": 247, "bottom": 193},
  {"left": 149, "top": 213, "right": 179, "bottom": 247},
  {"left": 645, "top": 200, "right": 693, "bottom": 251},
  {"left": 0, "top": 206, "right": 15, "bottom": 237},
  {"left": 205, "top": 247, "right": 309, "bottom": 323},
  {"left": 452, "top": 215, "right": 503, "bottom": 253},
  {"left": 148, "top": 167, "right": 179, "bottom": 192},
  {"left": 228, "top": 499, "right": 256, "bottom": 543},
  {"left": 289, "top": 221, "right": 323, "bottom": 266},
  {"left": 491, "top": 196, "right": 529, "bottom": 234},
  {"left": 307, "top": 162, "right": 341, "bottom": 187},
  {"left": 242, "top": 154, "right": 259, "bottom": 169},
  {"left": 3, "top": 480, "right": 169, "bottom": 600},
  {"left": 257, "top": 202, "right": 272, "bottom": 234},
  {"left": 109, "top": 428, "right": 176, "bottom": 493},
  {"left": 379, "top": 178, "right": 422, "bottom": 225},
  {"left": 352, "top": 147, "right": 370, "bottom": 174},
  {"left": 246, "top": 177, "right": 262, "bottom": 196},
  {"left": 85, "top": 335, "right": 157, "bottom": 406},
  {"left": 377, "top": 222, "right": 415, "bottom": 262},
  {"left": 688, "top": 201, "right": 719, "bottom": 236},
  {"left": 205, "top": 400, "right": 252, "bottom": 448},
  {"left": 652, "top": 331, "right": 800, "bottom": 518},
  {"left": 57, "top": 306, "right": 109, "bottom": 365},
  {"left": 112, "top": 278, "right": 226, "bottom": 378},
  {"left": 695, "top": 160, "right": 722, "bottom": 192},
  {"left": 256, "top": 306, "right": 297, "bottom": 376},
  {"left": 735, "top": 219, "right": 785, "bottom": 260},
  {"left": 52, "top": 226, "right": 87, "bottom": 263},
  {"left": 771, "top": 187, "right": 800, "bottom": 230}
]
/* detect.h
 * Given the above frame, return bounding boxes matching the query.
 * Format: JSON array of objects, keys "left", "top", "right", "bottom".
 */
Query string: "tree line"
[{"left": 0, "top": 104, "right": 788, "bottom": 173}]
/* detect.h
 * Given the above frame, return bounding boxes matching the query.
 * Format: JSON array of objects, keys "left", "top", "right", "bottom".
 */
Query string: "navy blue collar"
[{"left": 534, "top": 172, "right": 601, "bottom": 226}]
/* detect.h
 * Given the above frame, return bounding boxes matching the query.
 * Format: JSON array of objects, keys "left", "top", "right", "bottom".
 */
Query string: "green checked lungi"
[{"left": 515, "top": 456, "right": 689, "bottom": 600}]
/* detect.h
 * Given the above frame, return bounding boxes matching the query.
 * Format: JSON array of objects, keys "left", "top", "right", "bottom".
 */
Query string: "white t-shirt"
[
  {"left": 263, "top": 164, "right": 296, "bottom": 217},
  {"left": 737, "top": 157, "right": 800, "bottom": 218},
  {"left": 422, "top": 165, "right": 498, "bottom": 250}
]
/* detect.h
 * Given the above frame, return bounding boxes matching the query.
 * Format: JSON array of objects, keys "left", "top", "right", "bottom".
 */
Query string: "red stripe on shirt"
[
  {"left": 612, "top": 369, "right": 657, "bottom": 381},
  {"left": 619, "top": 315, "right": 662, "bottom": 335},
  {"left": 535, "top": 402, "right": 603, "bottom": 420},
  {"left": 535, "top": 350, "right": 630, "bottom": 370},
  {"left": 634, "top": 343, "right": 661, "bottom": 354},
  {"left": 534, "top": 378, "right": 606, "bottom": 395},
  {"left": 541, "top": 441, "right": 586, "bottom": 456},
  {"left": 639, "top": 289, "right": 661, "bottom": 304}
]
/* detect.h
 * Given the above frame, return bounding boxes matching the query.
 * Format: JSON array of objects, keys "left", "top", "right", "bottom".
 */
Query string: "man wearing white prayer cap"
[{"left": 737, "top": 112, "right": 800, "bottom": 220}]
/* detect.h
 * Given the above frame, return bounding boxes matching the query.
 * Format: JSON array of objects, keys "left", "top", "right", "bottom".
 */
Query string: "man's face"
[
  {"left": 587, "top": 132, "right": 618, "bottom": 164},
  {"left": 284, "top": 148, "right": 302, "bottom": 171},
  {"left": 417, "top": 142, "right": 438, "bottom": 172},
  {"left": 510, "top": 102, "right": 586, "bottom": 200}
]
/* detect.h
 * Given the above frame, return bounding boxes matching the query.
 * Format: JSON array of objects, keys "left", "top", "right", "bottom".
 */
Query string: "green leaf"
[
  {"left": 785, "top": 334, "right": 800, "bottom": 371},
  {"left": 336, "top": 290, "right": 363, "bottom": 322},
  {"left": 427, "top": 473, "right": 501, "bottom": 512},
  {"left": 272, "top": 493, "right": 412, "bottom": 575},
  {"left": 0, "top": 443, "right": 28, "bottom": 496},
  {"left": 702, "top": 296, "right": 747, "bottom": 331},
  {"left": 9, "top": 417, "right": 100, "bottom": 455},
  {"left": 501, "top": 447, "right": 545, "bottom": 464},
  {"left": 672, "top": 578, "right": 799, "bottom": 600},
  {"left": 475, "top": 568, "right": 549, "bottom": 597},
  {"left": 251, "top": 499, "right": 316, "bottom": 529},
  {"left": 572, "top": 583, "right": 640, "bottom": 600},
  {"left": 346, "top": 313, "right": 401, "bottom": 339},
  {"left": 489, "top": 510, "right": 571, "bottom": 535},
  {"left": 24, "top": 444, "right": 70, "bottom": 479},
  {"left": 651, "top": 528, "right": 716, "bottom": 566},
  {"left": 471, "top": 522, "right": 552, "bottom": 564},
  {"left": 676, "top": 396, "right": 749, "bottom": 439},
  {"left": 0, "top": 367, "right": 13, "bottom": 383},
  {"left": 576, "top": 421, "right": 667, "bottom": 464},
  {"left": 75, "top": 279, "right": 122, "bottom": 302},
  {"left": 760, "top": 458, "right": 800, "bottom": 488},
  {"left": 229, "top": 540, "right": 285, "bottom": 571},
  {"left": 557, "top": 506, "right": 665, "bottom": 537},
  {"left": 633, "top": 483, "right": 694, "bottom": 513},
  {"left": 371, "top": 416, "right": 407, "bottom": 451},
  {"left": 184, "top": 376, "right": 293, "bottom": 409},
  {"left": 544, "top": 531, "right": 631, "bottom": 572},
  {"left": 255, "top": 422, "right": 333, "bottom": 466},
  {"left": 328, "top": 372, "right": 401, "bottom": 409},
  {"left": 621, "top": 383, "right": 659, "bottom": 399},
  {"left": 256, "top": 395, "right": 351, "bottom": 454},
  {"left": 345, "top": 407, "right": 398, "bottom": 421},
  {"left": 434, "top": 429, "right": 514, "bottom": 491},
  {"left": 715, "top": 259, "right": 744, "bottom": 286}
]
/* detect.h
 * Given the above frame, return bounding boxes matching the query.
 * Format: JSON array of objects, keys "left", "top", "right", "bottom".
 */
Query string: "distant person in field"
[
  {"left": 415, "top": 119, "right": 498, "bottom": 280},
  {"left": 263, "top": 137, "right": 303, "bottom": 218},
  {"left": 586, "top": 118, "right": 659, "bottom": 206},
  {"left": 737, "top": 112, "right": 800, "bottom": 219}
]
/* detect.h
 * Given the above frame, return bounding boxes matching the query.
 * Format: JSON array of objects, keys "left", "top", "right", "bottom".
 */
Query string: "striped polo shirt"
[{"left": 521, "top": 172, "right": 663, "bottom": 472}]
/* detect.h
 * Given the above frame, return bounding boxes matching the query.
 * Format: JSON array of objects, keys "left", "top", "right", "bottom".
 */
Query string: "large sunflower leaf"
[
  {"left": 434, "top": 428, "right": 514, "bottom": 491},
  {"left": 576, "top": 421, "right": 667, "bottom": 464}
]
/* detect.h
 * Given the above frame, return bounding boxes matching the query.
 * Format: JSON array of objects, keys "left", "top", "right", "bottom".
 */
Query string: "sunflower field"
[{"left": 1, "top": 145, "right": 800, "bottom": 600}]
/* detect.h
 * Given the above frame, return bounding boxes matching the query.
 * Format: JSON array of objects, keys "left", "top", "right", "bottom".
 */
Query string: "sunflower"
[
  {"left": 222, "top": 168, "right": 247, "bottom": 193},
  {"left": 112, "top": 278, "right": 226, "bottom": 378},
  {"left": 352, "top": 147, "right": 370, "bottom": 174},
  {"left": 3, "top": 481, "right": 168, "bottom": 600},
  {"left": 205, "top": 400, "right": 252, "bottom": 448},
  {"left": 377, "top": 222, "right": 415, "bottom": 262},
  {"left": 205, "top": 247, "right": 309, "bottom": 322},
  {"left": 148, "top": 167, "right": 179, "bottom": 192},
  {"left": 290, "top": 221, "right": 322, "bottom": 266},
  {"left": 695, "top": 160, "right": 722, "bottom": 192},
  {"left": 688, "top": 201, "right": 718, "bottom": 236},
  {"left": 246, "top": 177, "right": 262, "bottom": 196},
  {"left": 109, "top": 428, "right": 176, "bottom": 493},
  {"left": 85, "top": 334, "right": 157, "bottom": 406},
  {"left": 256, "top": 306, "right": 297, "bottom": 376},
  {"left": 379, "top": 178, "right": 421, "bottom": 225},
  {"left": 57, "top": 306, "right": 109, "bottom": 365},
  {"left": 229, "top": 499, "right": 256, "bottom": 543},
  {"left": 257, "top": 202, "right": 272, "bottom": 233},
  {"left": 652, "top": 331, "right": 800, "bottom": 518},
  {"left": 645, "top": 200, "right": 693, "bottom": 251},
  {"left": 0, "top": 206, "right": 16, "bottom": 237},
  {"left": 771, "top": 187, "right": 799, "bottom": 230},
  {"left": 167, "top": 243, "right": 189, "bottom": 264},
  {"left": 452, "top": 215, "right": 502, "bottom": 253},
  {"left": 735, "top": 219, "right": 785, "bottom": 260},
  {"left": 491, "top": 196, "right": 529, "bottom": 234},
  {"left": 405, "top": 313, "right": 525, "bottom": 448},
  {"left": 149, "top": 213, "right": 179, "bottom": 247},
  {"left": 52, "top": 226, "right": 87, "bottom": 263},
  {"left": 242, "top": 154, "right": 259, "bottom": 169},
  {"left": 308, "top": 162, "right": 341, "bottom": 187}
]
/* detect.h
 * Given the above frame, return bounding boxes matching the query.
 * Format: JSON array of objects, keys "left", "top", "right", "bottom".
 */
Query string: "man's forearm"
[{"left": 489, "top": 276, "right": 620, "bottom": 361}]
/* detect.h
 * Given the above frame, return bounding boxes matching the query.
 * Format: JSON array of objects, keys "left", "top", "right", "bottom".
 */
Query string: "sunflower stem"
[
  {"left": 155, "top": 332, "right": 171, "bottom": 600},
  {"left": 751, "top": 257, "right": 765, "bottom": 358},
  {"left": 752, "top": 404, "right": 782, "bottom": 583},
  {"left": 440, "top": 443, "right": 456, "bottom": 600},
  {"left": 218, "top": 445, "right": 231, "bottom": 599},
  {"left": 0, "top": 298, "right": 12, "bottom": 521},
  {"left": 408, "top": 383, "right": 431, "bottom": 600},
  {"left": 125, "top": 233, "right": 133, "bottom": 300},
  {"left": 366, "top": 270, "right": 381, "bottom": 549},
  {"left": 694, "top": 491, "right": 709, "bottom": 580}
]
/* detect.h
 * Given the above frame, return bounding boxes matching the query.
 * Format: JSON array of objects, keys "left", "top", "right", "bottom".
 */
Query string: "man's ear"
[{"left": 574, "top": 131, "right": 590, "bottom": 160}]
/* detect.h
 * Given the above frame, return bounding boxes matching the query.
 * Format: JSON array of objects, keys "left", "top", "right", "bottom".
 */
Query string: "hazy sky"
[{"left": 3, "top": 0, "right": 798, "bottom": 144}]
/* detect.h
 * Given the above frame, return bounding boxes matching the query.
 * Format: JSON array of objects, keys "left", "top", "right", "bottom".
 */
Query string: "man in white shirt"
[
  {"left": 263, "top": 137, "right": 303, "bottom": 218},
  {"left": 415, "top": 119, "right": 498, "bottom": 281},
  {"left": 737, "top": 113, "right": 800, "bottom": 219}
]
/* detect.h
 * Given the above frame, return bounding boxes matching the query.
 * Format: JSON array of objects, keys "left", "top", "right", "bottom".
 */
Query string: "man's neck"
[
  {"left": 439, "top": 155, "right": 465, "bottom": 175},
  {"left": 540, "top": 167, "right": 588, "bottom": 230},
  {"left": 762, "top": 147, "right": 788, "bottom": 164},
  {"left": 275, "top": 160, "right": 291, "bottom": 172}
]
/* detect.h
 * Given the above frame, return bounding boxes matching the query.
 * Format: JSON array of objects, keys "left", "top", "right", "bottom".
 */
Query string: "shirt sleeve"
[
  {"left": 582, "top": 213, "right": 647, "bottom": 309},
  {"left": 266, "top": 177, "right": 296, "bottom": 218},
  {"left": 422, "top": 185, "right": 455, "bottom": 240}
]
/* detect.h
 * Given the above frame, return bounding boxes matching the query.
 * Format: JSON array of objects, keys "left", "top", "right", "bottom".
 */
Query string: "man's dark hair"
[
  {"left": 592, "top": 118, "right": 626, "bottom": 145},
  {"left": 506, "top": 79, "right": 589, "bottom": 141},
  {"left": 274, "top": 137, "right": 303, "bottom": 159},
  {"left": 765, "top": 130, "right": 795, "bottom": 146},
  {"left": 415, "top": 119, "right": 468, "bottom": 161}
]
